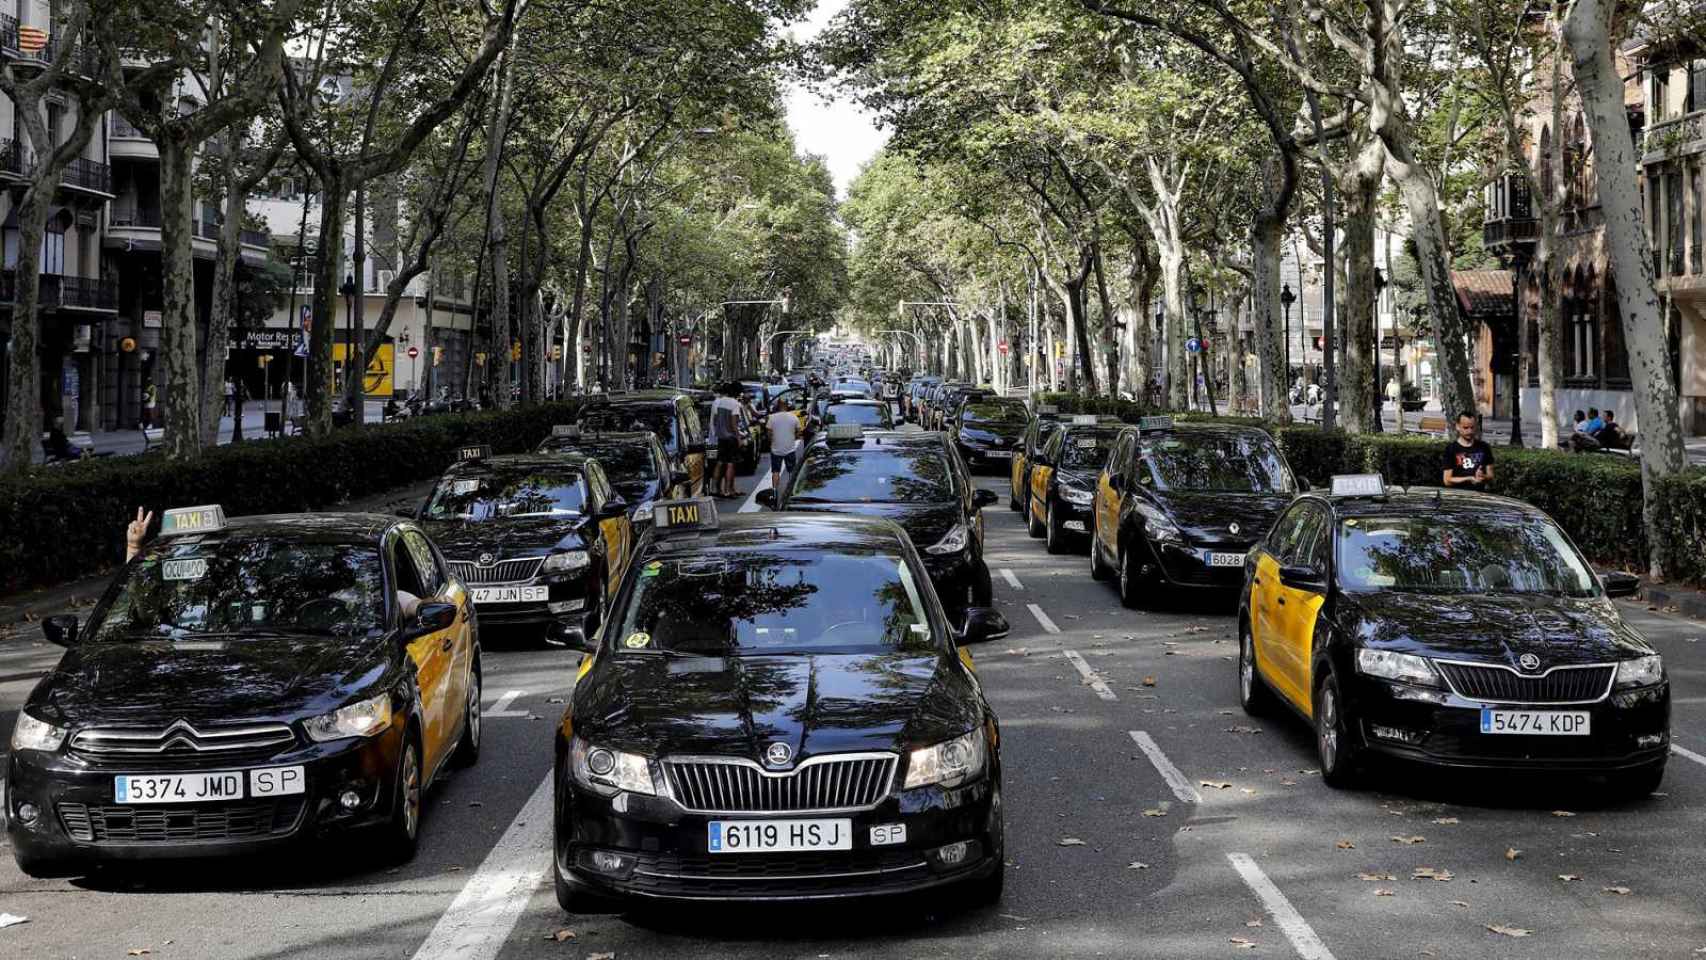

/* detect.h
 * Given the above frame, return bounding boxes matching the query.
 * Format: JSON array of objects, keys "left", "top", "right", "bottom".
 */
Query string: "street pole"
[{"left": 1372, "top": 268, "right": 1385, "bottom": 433}]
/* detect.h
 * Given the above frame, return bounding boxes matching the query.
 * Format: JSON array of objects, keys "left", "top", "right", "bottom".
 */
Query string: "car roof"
[
  {"left": 1311, "top": 488, "right": 1549, "bottom": 521},
  {"left": 645, "top": 510, "right": 915, "bottom": 555},
  {"left": 827, "top": 399, "right": 886, "bottom": 407},
  {"left": 448, "top": 453, "right": 591, "bottom": 474},
  {"left": 540, "top": 432, "right": 658, "bottom": 453},
  {"left": 1128, "top": 421, "right": 1277, "bottom": 440},
  {"left": 812, "top": 430, "right": 943, "bottom": 452},
  {"left": 585, "top": 390, "right": 686, "bottom": 408},
  {"left": 161, "top": 512, "right": 397, "bottom": 544}
]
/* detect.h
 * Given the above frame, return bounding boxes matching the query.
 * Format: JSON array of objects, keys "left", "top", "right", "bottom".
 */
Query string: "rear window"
[
  {"left": 825, "top": 403, "right": 888, "bottom": 427},
  {"left": 424, "top": 466, "right": 587, "bottom": 520},
  {"left": 792, "top": 447, "right": 958, "bottom": 503}
]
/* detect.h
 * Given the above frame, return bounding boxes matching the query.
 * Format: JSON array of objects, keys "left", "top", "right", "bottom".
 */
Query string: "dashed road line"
[
  {"left": 1064, "top": 649, "right": 1117, "bottom": 700},
  {"left": 1026, "top": 603, "right": 1059, "bottom": 634},
  {"left": 1129, "top": 731, "right": 1202, "bottom": 803},
  {"left": 1226, "top": 853, "right": 1338, "bottom": 960},
  {"left": 1671, "top": 743, "right": 1706, "bottom": 768},
  {"left": 483, "top": 690, "right": 528, "bottom": 717},
  {"left": 999, "top": 568, "right": 1024, "bottom": 590},
  {"left": 408, "top": 772, "right": 552, "bottom": 960}
]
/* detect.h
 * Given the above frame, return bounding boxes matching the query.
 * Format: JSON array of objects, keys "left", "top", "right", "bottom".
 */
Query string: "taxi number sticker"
[
  {"left": 641, "top": 561, "right": 663, "bottom": 578},
  {"left": 624, "top": 631, "right": 651, "bottom": 649},
  {"left": 1076, "top": 439, "right": 1099, "bottom": 449},
  {"left": 450, "top": 479, "right": 481, "bottom": 495},
  {"left": 162, "top": 558, "right": 208, "bottom": 581}
]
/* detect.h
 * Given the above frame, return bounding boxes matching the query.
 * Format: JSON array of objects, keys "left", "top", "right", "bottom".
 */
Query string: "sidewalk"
[{"left": 47, "top": 400, "right": 391, "bottom": 462}]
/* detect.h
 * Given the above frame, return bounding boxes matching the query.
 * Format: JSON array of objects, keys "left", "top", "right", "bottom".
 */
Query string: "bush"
[{"left": 0, "top": 401, "right": 584, "bottom": 593}]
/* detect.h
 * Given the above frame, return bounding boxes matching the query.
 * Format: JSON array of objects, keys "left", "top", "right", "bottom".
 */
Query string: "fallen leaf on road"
[
  {"left": 1432, "top": 817, "right": 1459, "bottom": 825},
  {"left": 547, "top": 697, "right": 566, "bottom": 704},
  {"left": 1603, "top": 886, "right": 1632, "bottom": 895},
  {"left": 1486, "top": 925, "right": 1531, "bottom": 938},
  {"left": 1505, "top": 848, "right": 1522, "bottom": 861},
  {"left": 1558, "top": 874, "right": 1582, "bottom": 882},
  {"left": 469, "top": 801, "right": 483, "bottom": 807},
  {"left": 1299, "top": 768, "right": 1320, "bottom": 776},
  {"left": 1412, "top": 867, "right": 1453, "bottom": 882},
  {"left": 127, "top": 952, "right": 151, "bottom": 958},
  {"left": 1374, "top": 888, "right": 1395, "bottom": 897},
  {"left": 1280, "top": 778, "right": 1297, "bottom": 786},
  {"left": 1335, "top": 840, "right": 1356, "bottom": 850},
  {"left": 1143, "top": 808, "right": 1167, "bottom": 817},
  {"left": 550, "top": 929, "right": 576, "bottom": 942},
  {"left": 1245, "top": 919, "right": 1263, "bottom": 928},
  {"left": 588, "top": 953, "right": 616, "bottom": 960},
  {"left": 1200, "top": 780, "right": 1232, "bottom": 790},
  {"left": 1357, "top": 872, "right": 1396, "bottom": 881},
  {"left": 1057, "top": 837, "right": 1087, "bottom": 846},
  {"left": 1390, "top": 836, "right": 1426, "bottom": 845},
  {"left": 1141, "top": 675, "right": 1157, "bottom": 687},
  {"left": 1551, "top": 810, "right": 1576, "bottom": 818},
  {"left": 1451, "top": 900, "right": 1470, "bottom": 908},
  {"left": 1229, "top": 937, "right": 1257, "bottom": 949},
  {"left": 0, "top": 914, "right": 26, "bottom": 928},
  {"left": 1225, "top": 725, "right": 1262, "bottom": 735},
  {"left": 1128, "top": 861, "right": 1150, "bottom": 870}
]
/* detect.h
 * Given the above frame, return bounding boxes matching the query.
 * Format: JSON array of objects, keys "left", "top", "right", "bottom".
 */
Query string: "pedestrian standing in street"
[
  {"left": 141, "top": 381, "right": 158, "bottom": 429},
  {"left": 223, "top": 378, "right": 236, "bottom": 417},
  {"left": 1441, "top": 410, "right": 1495, "bottom": 492},
  {"left": 766, "top": 397, "right": 802, "bottom": 498},
  {"left": 710, "top": 382, "right": 743, "bottom": 498}
]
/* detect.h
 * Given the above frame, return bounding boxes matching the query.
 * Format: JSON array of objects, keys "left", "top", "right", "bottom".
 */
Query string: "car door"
[
  {"left": 1250, "top": 505, "right": 1308, "bottom": 707},
  {"left": 676, "top": 399, "right": 706, "bottom": 495},
  {"left": 403, "top": 529, "right": 469, "bottom": 757},
  {"left": 1271, "top": 507, "right": 1330, "bottom": 716},
  {"left": 1011, "top": 421, "right": 1034, "bottom": 501},
  {"left": 588, "top": 464, "right": 632, "bottom": 598},
  {"left": 394, "top": 535, "right": 456, "bottom": 772},
  {"left": 1098, "top": 431, "right": 1133, "bottom": 552},
  {"left": 1030, "top": 430, "right": 1060, "bottom": 525}
]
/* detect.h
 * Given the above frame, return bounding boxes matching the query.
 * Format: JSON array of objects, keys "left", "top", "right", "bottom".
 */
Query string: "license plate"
[
  {"left": 1063, "top": 520, "right": 1086, "bottom": 532},
  {"left": 472, "top": 585, "right": 548, "bottom": 604},
  {"left": 706, "top": 449, "right": 719, "bottom": 461},
  {"left": 1479, "top": 709, "right": 1591, "bottom": 736},
  {"left": 985, "top": 451, "right": 1012, "bottom": 459},
  {"left": 114, "top": 766, "right": 305, "bottom": 804},
  {"left": 707, "top": 818, "right": 852, "bottom": 853},
  {"left": 1208, "top": 553, "right": 1246, "bottom": 568}
]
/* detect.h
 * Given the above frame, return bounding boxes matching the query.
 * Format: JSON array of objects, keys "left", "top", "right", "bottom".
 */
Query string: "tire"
[
  {"left": 1008, "top": 473, "right": 1022, "bottom": 512},
  {"left": 1238, "top": 621, "right": 1277, "bottom": 716},
  {"left": 1615, "top": 759, "right": 1666, "bottom": 800},
  {"left": 1117, "top": 546, "right": 1147, "bottom": 610},
  {"left": 377, "top": 733, "right": 424, "bottom": 863},
  {"left": 1315, "top": 670, "right": 1361, "bottom": 789},
  {"left": 1044, "top": 500, "right": 1067, "bottom": 555},
  {"left": 1088, "top": 518, "right": 1110, "bottom": 581},
  {"left": 452, "top": 653, "right": 482, "bottom": 768},
  {"left": 1025, "top": 493, "right": 1044, "bottom": 538}
]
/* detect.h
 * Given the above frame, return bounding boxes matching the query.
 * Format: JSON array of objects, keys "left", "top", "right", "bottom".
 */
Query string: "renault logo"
[
  {"left": 764, "top": 742, "right": 793, "bottom": 767},
  {"left": 1518, "top": 653, "right": 1541, "bottom": 672}
]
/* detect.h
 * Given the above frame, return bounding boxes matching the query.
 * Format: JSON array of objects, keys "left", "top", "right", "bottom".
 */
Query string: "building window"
[
  {"left": 1653, "top": 66, "right": 1672, "bottom": 121},
  {"left": 1668, "top": 168, "right": 1685, "bottom": 278},
  {"left": 1568, "top": 268, "right": 1598, "bottom": 381},
  {"left": 1692, "top": 164, "right": 1703, "bottom": 276},
  {"left": 1603, "top": 275, "right": 1630, "bottom": 385},
  {"left": 1688, "top": 60, "right": 1705, "bottom": 115}
]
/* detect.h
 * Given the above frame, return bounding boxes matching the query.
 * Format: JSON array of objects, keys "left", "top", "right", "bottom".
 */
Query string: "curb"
[{"left": 1641, "top": 583, "right": 1706, "bottom": 622}]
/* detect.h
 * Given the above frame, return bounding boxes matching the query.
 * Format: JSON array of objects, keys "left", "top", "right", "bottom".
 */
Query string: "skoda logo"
[
  {"left": 764, "top": 742, "right": 793, "bottom": 767},
  {"left": 477, "top": 553, "right": 495, "bottom": 566},
  {"left": 1228, "top": 522, "right": 1241, "bottom": 535},
  {"left": 1518, "top": 653, "right": 1542, "bottom": 672}
]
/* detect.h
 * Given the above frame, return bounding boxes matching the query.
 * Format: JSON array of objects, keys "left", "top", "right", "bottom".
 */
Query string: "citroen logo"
[
  {"left": 764, "top": 742, "right": 793, "bottom": 767},
  {"left": 1518, "top": 653, "right": 1541, "bottom": 672},
  {"left": 1228, "top": 522, "right": 1241, "bottom": 535},
  {"left": 477, "top": 553, "right": 495, "bottom": 566}
]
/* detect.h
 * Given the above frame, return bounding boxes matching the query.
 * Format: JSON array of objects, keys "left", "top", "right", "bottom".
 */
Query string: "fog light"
[
  {"left": 548, "top": 599, "right": 585, "bottom": 614},
  {"left": 583, "top": 850, "right": 635, "bottom": 878},
  {"left": 929, "top": 839, "right": 979, "bottom": 870},
  {"left": 1637, "top": 733, "right": 1667, "bottom": 748},
  {"left": 339, "top": 789, "right": 362, "bottom": 810},
  {"left": 1391, "top": 686, "right": 1448, "bottom": 704},
  {"left": 1370, "top": 725, "right": 1422, "bottom": 744},
  {"left": 16, "top": 801, "right": 38, "bottom": 825}
]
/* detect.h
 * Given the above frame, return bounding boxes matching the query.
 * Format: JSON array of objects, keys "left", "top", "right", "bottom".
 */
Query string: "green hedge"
[{"left": 0, "top": 402, "right": 584, "bottom": 593}]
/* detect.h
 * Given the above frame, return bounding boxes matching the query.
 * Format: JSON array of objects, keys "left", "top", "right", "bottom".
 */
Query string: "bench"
[{"left": 1414, "top": 414, "right": 1447, "bottom": 434}]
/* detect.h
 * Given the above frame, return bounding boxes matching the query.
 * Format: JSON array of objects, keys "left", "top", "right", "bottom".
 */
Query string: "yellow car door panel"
[
  {"left": 1030, "top": 464, "right": 1053, "bottom": 522},
  {"left": 405, "top": 628, "right": 455, "bottom": 772},
  {"left": 1250, "top": 553, "right": 1296, "bottom": 704}
]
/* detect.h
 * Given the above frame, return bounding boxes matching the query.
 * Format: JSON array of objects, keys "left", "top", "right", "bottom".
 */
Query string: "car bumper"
[
  {"left": 5, "top": 723, "right": 407, "bottom": 867},
  {"left": 1053, "top": 499, "right": 1094, "bottom": 533},
  {"left": 1144, "top": 539, "right": 1254, "bottom": 588},
  {"left": 468, "top": 574, "right": 599, "bottom": 631},
  {"left": 921, "top": 549, "right": 986, "bottom": 608},
  {"left": 1346, "top": 675, "right": 1671, "bottom": 772},
  {"left": 954, "top": 441, "right": 1017, "bottom": 470},
  {"left": 555, "top": 774, "right": 1000, "bottom": 901}
]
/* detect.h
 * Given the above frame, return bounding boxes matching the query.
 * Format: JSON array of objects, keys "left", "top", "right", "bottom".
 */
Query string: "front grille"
[
  {"left": 624, "top": 848, "right": 930, "bottom": 897},
  {"left": 69, "top": 720, "right": 296, "bottom": 758},
  {"left": 1436, "top": 661, "right": 1615, "bottom": 704},
  {"left": 58, "top": 798, "right": 306, "bottom": 844},
  {"left": 663, "top": 754, "right": 897, "bottom": 813},
  {"left": 449, "top": 557, "right": 543, "bottom": 585}
]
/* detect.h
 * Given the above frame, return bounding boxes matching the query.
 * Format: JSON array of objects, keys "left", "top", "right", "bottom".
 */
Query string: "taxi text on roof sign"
[
  {"left": 1071, "top": 414, "right": 1099, "bottom": 425},
  {"left": 457, "top": 444, "right": 492, "bottom": 462},
  {"left": 160, "top": 504, "right": 226, "bottom": 535},
  {"left": 1138, "top": 415, "right": 1174, "bottom": 433},
  {"left": 652, "top": 497, "right": 719, "bottom": 537},
  {"left": 1037, "top": 404, "right": 1059, "bottom": 416},
  {"left": 1330, "top": 473, "right": 1387, "bottom": 498},
  {"left": 825, "top": 423, "right": 864, "bottom": 441},
  {"left": 551, "top": 424, "right": 581, "bottom": 438}
]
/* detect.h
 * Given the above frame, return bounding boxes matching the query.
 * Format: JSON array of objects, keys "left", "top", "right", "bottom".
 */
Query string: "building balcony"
[
  {"left": 1484, "top": 217, "right": 1540, "bottom": 252},
  {"left": 61, "top": 157, "right": 113, "bottom": 197},
  {"left": 241, "top": 229, "right": 271, "bottom": 250},
  {"left": 110, "top": 205, "right": 162, "bottom": 229},
  {"left": 1643, "top": 111, "right": 1706, "bottom": 164},
  {"left": 0, "top": 271, "right": 119, "bottom": 313}
]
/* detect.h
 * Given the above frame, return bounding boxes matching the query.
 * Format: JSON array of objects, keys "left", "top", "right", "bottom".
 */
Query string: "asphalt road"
[{"left": 5, "top": 440, "right": 1706, "bottom": 958}]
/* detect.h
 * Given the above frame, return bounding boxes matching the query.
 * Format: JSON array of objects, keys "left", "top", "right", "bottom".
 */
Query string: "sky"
[{"left": 784, "top": 0, "right": 888, "bottom": 199}]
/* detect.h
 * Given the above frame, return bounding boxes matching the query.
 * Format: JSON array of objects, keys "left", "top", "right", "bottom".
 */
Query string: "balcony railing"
[
  {"left": 61, "top": 156, "right": 110, "bottom": 193},
  {"left": 1644, "top": 112, "right": 1706, "bottom": 161},
  {"left": 193, "top": 218, "right": 219, "bottom": 241},
  {"left": 240, "top": 228, "right": 270, "bottom": 248},
  {"left": 0, "top": 137, "right": 30, "bottom": 177},
  {"left": 0, "top": 270, "right": 118, "bottom": 310},
  {"left": 1484, "top": 217, "right": 1541, "bottom": 249},
  {"left": 110, "top": 205, "right": 162, "bottom": 228}
]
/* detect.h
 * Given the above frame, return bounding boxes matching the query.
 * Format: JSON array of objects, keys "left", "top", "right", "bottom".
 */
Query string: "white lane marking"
[
  {"left": 1226, "top": 853, "right": 1338, "bottom": 960},
  {"left": 1129, "top": 731, "right": 1202, "bottom": 803},
  {"left": 483, "top": 690, "right": 528, "bottom": 717},
  {"left": 999, "top": 568, "right": 1024, "bottom": 591},
  {"left": 409, "top": 773, "right": 553, "bottom": 960},
  {"left": 1026, "top": 603, "right": 1059, "bottom": 634},
  {"left": 738, "top": 470, "right": 773, "bottom": 514},
  {"left": 1671, "top": 743, "right": 1706, "bottom": 767},
  {"left": 1064, "top": 649, "right": 1117, "bottom": 701}
]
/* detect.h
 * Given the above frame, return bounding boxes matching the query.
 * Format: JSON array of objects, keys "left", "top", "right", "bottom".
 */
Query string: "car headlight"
[
  {"left": 1134, "top": 501, "right": 1183, "bottom": 543},
  {"left": 570, "top": 737, "right": 657, "bottom": 796},
  {"left": 925, "top": 523, "right": 970, "bottom": 555},
  {"left": 304, "top": 691, "right": 394, "bottom": 742},
  {"left": 1060, "top": 485, "right": 1094, "bottom": 506},
  {"left": 542, "top": 549, "right": 591, "bottom": 573},
  {"left": 631, "top": 502, "right": 654, "bottom": 523},
  {"left": 11, "top": 711, "right": 67, "bottom": 752},
  {"left": 1615, "top": 654, "right": 1664, "bottom": 689},
  {"left": 905, "top": 728, "right": 988, "bottom": 789},
  {"left": 1355, "top": 649, "right": 1441, "bottom": 688}
]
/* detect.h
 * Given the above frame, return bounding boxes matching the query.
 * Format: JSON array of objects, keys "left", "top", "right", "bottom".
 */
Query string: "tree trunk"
[
  {"left": 1383, "top": 141, "right": 1476, "bottom": 419},
  {"left": 478, "top": 52, "right": 515, "bottom": 407},
  {"left": 343, "top": 182, "right": 367, "bottom": 416},
  {"left": 1536, "top": 215, "right": 1564, "bottom": 447},
  {"left": 0, "top": 163, "right": 52, "bottom": 470},
  {"left": 1091, "top": 243, "right": 1120, "bottom": 395},
  {"left": 1563, "top": 0, "right": 1688, "bottom": 578},
  {"left": 158, "top": 137, "right": 203, "bottom": 458},
  {"left": 305, "top": 180, "right": 348, "bottom": 436},
  {"left": 1249, "top": 213, "right": 1292, "bottom": 424},
  {"left": 1339, "top": 146, "right": 1381, "bottom": 433},
  {"left": 1159, "top": 243, "right": 1187, "bottom": 408},
  {"left": 204, "top": 133, "right": 245, "bottom": 447}
]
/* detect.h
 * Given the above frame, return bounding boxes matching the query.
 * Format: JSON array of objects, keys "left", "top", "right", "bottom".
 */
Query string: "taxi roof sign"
[
  {"left": 652, "top": 497, "right": 719, "bottom": 537},
  {"left": 825, "top": 423, "right": 865, "bottom": 441},
  {"left": 1071, "top": 414, "right": 1100, "bottom": 425},
  {"left": 457, "top": 444, "right": 492, "bottom": 462},
  {"left": 160, "top": 504, "right": 226, "bottom": 536},
  {"left": 1329, "top": 474, "right": 1387, "bottom": 498},
  {"left": 1138, "top": 415, "right": 1174, "bottom": 432},
  {"left": 1036, "top": 404, "right": 1059, "bottom": 417},
  {"left": 551, "top": 424, "right": 580, "bottom": 438}
]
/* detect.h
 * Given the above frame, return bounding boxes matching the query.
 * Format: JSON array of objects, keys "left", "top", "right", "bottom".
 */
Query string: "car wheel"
[
  {"left": 377, "top": 734, "right": 424, "bottom": 863},
  {"left": 1239, "top": 622, "right": 1276, "bottom": 716},
  {"left": 1025, "top": 494, "right": 1044, "bottom": 538},
  {"left": 1089, "top": 519, "right": 1110, "bottom": 581},
  {"left": 452, "top": 654, "right": 482, "bottom": 768},
  {"left": 1117, "top": 547, "right": 1147, "bottom": 609},
  {"left": 1615, "top": 759, "right": 1666, "bottom": 800},
  {"left": 1045, "top": 500, "right": 1069, "bottom": 555},
  {"left": 1315, "top": 671, "right": 1361, "bottom": 789},
  {"left": 1008, "top": 475, "right": 1022, "bottom": 512}
]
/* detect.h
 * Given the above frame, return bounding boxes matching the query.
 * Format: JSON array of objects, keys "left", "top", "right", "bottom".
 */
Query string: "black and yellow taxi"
[
  {"left": 537, "top": 426, "right": 691, "bottom": 533},
  {"left": 1025, "top": 415, "right": 1124, "bottom": 554},
  {"left": 1237, "top": 475, "right": 1667, "bottom": 794},
  {"left": 552, "top": 499, "right": 1010, "bottom": 908},
  {"left": 757, "top": 426, "right": 999, "bottom": 626},
  {"left": 578, "top": 390, "right": 707, "bottom": 495},
  {"left": 412, "top": 446, "right": 633, "bottom": 644},
  {"left": 1008, "top": 404, "right": 1064, "bottom": 512},
  {"left": 949, "top": 397, "right": 1028, "bottom": 472},
  {"left": 1089, "top": 417, "right": 1299, "bottom": 608},
  {"left": 6, "top": 505, "right": 479, "bottom": 876}
]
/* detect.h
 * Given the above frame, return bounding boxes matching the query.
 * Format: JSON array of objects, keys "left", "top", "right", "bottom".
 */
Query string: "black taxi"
[
  {"left": 950, "top": 397, "right": 1028, "bottom": 472},
  {"left": 1008, "top": 404, "right": 1064, "bottom": 512},
  {"left": 1025, "top": 415, "right": 1124, "bottom": 554},
  {"left": 577, "top": 390, "right": 707, "bottom": 496},
  {"left": 412, "top": 446, "right": 633, "bottom": 644},
  {"left": 1090, "top": 417, "right": 1298, "bottom": 608},
  {"left": 552, "top": 499, "right": 1010, "bottom": 907},
  {"left": 7, "top": 505, "right": 479, "bottom": 876},
  {"left": 1237, "top": 475, "right": 1666, "bottom": 794},
  {"left": 536, "top": 426, "right": 692, "bottom": 533}
]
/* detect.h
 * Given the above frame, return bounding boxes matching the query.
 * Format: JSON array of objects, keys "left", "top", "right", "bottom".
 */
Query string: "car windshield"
[
  {"left": 1059, "top": 430, "right": 1116, "bottom": 470},
  {"left": 791, "top": 448, "right": 958, "bottom": 503},
  {"left": 962, "top": 403, "right": 1027, "bottom": 425},
  {"left": 1337, "top": 514, "right": 1598, "bottom": 596},
  {"left": 1139, "top": 433, "right": 1292, "bottom": 493},
  {"left": 424, "top": 467, "right": 586, "bottom": 520},
  {"left": 826, "top": 404, "right": 887, "bottom": 427},
  {"left": 616, "top": 552, "right": 935, "bottom": 656},
  {"left": 89, "top": 539, "right": 386, "bottom": 641},
  {"left": 581, "top": 408, "right": 676, "bottom": 452}
]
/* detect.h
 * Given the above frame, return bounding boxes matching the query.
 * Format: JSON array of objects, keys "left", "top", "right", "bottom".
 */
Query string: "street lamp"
[
  {"left": 1280, "top": 283, "right": 1296, "bottom": 389},
  {"left": 1371, "top": 268, "right": 1386, "bottom": 432},
  {"left": 339, "top": 273, "right": 355, "bottom": 413}
]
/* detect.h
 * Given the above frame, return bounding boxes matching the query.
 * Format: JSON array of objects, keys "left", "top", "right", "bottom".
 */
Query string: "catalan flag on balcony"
[{"left": 17, "top": 26, "right": 47, "bottom": 52}]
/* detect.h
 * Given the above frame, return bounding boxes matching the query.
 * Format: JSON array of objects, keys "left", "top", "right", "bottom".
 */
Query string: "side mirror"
[
  {"left": 972, "top": 489, "right": 999, "bottom": 509},
  {"left": 1277, "top": 563, "right": 1325, "bottom": 592},
  {"left": 406, "top": 601, "right": 458, "bottom": 638},
  {"left": 599, "top": 496, "right": 629, "bottom": 520},
  {"left": 755, "top": 489, "right": 778, "bottom": 509},
  {"left": 42, "top": 614, "right": 79, "bottom": 647},
  {"left": 957, "top": 607, "right": 1010, "bottom": 645},
  {"left": 671, "top": 470, "right": 691, "bottom": 489},
  {"left": 1601, "top": 570, "right": 1640, "bottom": 599}
]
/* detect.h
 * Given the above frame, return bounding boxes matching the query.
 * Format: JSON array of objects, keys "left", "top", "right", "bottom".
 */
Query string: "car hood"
[
  {"left": 782, "top": 500, "right": 960, "bottom": 552},
  {"left": 1151, "top": 490, "right": 1291, "bottom": 544},
  {"left": 573, "top": 651, "right": 979, "bottom": 759},
  {"left": 34, "top": 635, "right": 390, "bottom": 726},
  {"left": 419, "top": 516, "right": 588, "bottom": 559},
  {"left": 1056, "top": 469, "right": 1099, "bottom": 492},
  {"left": 1339, "top": 592, "right": 1650, "bottom": 666}
]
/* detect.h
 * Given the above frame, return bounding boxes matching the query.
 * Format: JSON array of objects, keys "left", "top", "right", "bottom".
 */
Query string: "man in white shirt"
[
  {"left": 766, "top": 398, "right": 802, "bottom": 498},
  {"left": 710, "top": 384, "right": 744, "bottom": 498}
]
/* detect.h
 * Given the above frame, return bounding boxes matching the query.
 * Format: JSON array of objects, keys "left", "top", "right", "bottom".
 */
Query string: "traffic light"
[
  {"left": 510, "top": 340, "right": 521, "bottom": 361},
  {"left": 551, "top": 344, "right": 563, "bottom": 361}
]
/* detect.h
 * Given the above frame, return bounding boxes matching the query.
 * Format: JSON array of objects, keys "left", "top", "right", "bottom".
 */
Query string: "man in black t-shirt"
[{"left": 1441, "top": 410, "right": 1495, "bottom": 491}]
